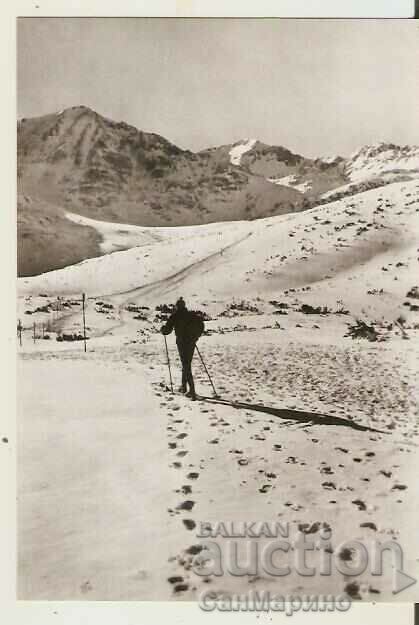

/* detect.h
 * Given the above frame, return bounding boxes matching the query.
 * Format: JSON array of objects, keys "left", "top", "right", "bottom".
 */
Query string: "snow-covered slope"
[
  {"left": 228, "top": 138, "right": 257, "bottom": 166},
  {"left": 346, "top": 143, "right": 419, "bottom": 183},
  {"left": 18, "top": 218, "right": 250, "bottom": 298},
  {"left": 269, "top": 174, "right": 312, "bottom": 194},
  {"left": 65, "top": 212, "right": 165, "bottom": 253},
  {"left": 19, "top": 179, "right": 419, "bottom": 325}
]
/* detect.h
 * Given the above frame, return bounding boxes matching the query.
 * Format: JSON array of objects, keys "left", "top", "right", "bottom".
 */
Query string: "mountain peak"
[
  {"left": 232, "top": 137, "right": 258, "bottom": 147},
  {"left": 229, "top": 138, "right": 258, "bottom": 166},
  {"left": 350, "top": 142, "right": 419, "bottom": 161},
  {"left": 59, "top": 104, "right": 96, "bottom": 115}
]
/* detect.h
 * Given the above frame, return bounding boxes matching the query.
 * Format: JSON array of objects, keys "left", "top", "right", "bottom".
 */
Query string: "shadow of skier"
[{"left": 198, "top": 396, "right": 386, "bottom": 434}]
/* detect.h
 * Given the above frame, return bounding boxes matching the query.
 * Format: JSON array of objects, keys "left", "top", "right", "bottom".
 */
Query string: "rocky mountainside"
[
  {"left": 17, "top": 106, "right": 419, "bottom": 276},
  {"left": 203, "top": 139, "right": 347, "bottom": 199},
  {"left": 213, "top": 138, "right": 419, "bottom": 201},
  {"left": 18, "top": 106, "right": 302, "bottom": 225}
]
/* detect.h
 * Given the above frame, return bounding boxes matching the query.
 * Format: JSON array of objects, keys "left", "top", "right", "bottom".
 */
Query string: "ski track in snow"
[{"left": 96, "top": 231, "right": 253, "bottom": 338}]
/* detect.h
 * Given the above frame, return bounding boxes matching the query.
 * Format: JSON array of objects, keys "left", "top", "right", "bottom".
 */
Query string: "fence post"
[
  {"left": 17, "top": 319, "right": 22, "bottom": 347},
  {"left": 33, "top": 322, "right": 36, "bottom": 343},
  {"left": 82, "top": 293, "right": 87, "bottom": 352}
]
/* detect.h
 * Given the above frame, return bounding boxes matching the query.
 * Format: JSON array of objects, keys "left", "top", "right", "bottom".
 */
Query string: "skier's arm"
[{"left": 161, "top": 314, "right": 175, "bottom": 335}]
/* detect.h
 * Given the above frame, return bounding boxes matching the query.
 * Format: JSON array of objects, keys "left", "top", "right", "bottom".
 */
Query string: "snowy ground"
[
  {"left": 269, "top": 174, "right": 312, "bottom": 194},
  {"left": 17, "top": 180, "right": 419, "bottom": 601}
]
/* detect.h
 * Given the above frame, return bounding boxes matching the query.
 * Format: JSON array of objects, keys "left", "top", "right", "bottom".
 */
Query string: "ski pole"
[
  {"left": 195, "top": 345, "right": 218, "bottom": 397},
  {"left": 164, "top": 335, "right": 174, "bottom": 393},
  {"left": 82, "top": 293, "right": 87, "bottom": 353}
]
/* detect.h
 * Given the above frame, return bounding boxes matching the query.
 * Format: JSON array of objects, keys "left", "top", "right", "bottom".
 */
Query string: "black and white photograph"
[{"left": 15, "top": 16, "right": 419, "bottom": 608}]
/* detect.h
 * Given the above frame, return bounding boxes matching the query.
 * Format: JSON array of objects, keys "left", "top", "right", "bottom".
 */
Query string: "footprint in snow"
[
  {"left": 177, "top": 500, "right": 195, "bottom": 511},
  {"left": 339, "top": 547, "right": 354, "bottom": 562},
  {"left": 183, "top": 519, "right": 196, "bottom": 530},
  {"left": 298, "top": 521, "right": 328, "bottom": 535},
  {"left": 352, "top": 499, "right": 367, "bottom": 511},
  {"left": 185, "top": 544, "right": 205, "bottom": 556},
  {"left": 344, "top": 582, "right": 362, "bottom": 600},
  {"left": 380, "top": 470, "right": 392, "bottom": 478},
  {"left": 360, "top": 522, "right": 377, "bottom": 531},
  {"left": 168, "top": 575, "right": 184, "bottom": 585},
  {"left": 322, "top": 482, "right": 336, "bottom": 490}
]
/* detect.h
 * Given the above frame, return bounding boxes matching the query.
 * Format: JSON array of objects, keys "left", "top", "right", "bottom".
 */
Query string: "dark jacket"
[{"left": 161, "top": 309, "right": 202, "bottom": 344}]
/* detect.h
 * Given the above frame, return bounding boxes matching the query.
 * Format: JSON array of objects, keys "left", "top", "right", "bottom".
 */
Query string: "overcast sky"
[{"left": 17, "top": 18, "right": 419, "bottom": 157}]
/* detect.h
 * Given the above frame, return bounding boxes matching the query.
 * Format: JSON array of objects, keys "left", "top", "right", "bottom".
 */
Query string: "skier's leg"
[
  {"left": 177, "top": 342, "right": 187, "bottom": 393},
  {"left": 185, "top": 343, "right": 196, "bottom": 399}
]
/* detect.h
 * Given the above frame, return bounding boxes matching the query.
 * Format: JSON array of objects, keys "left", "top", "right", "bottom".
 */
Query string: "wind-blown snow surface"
[
  {"left": 18, "top": 179, "right": 419, "bottom": 601},
  {"left": 229, "top": 138, "right": 257, "bottom": 166}
]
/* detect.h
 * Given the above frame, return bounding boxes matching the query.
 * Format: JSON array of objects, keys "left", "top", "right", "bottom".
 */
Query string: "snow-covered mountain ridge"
[
  {"left": 17, "top": 106, "right": 419, "bottom": 276},
  {"left": 347, "top": 142, "right": 419, "bottom": 183}
]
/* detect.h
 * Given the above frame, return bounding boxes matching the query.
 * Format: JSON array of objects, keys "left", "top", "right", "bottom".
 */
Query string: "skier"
[{"left": 160, "top": 297, "right": 204, "bottom": 400}]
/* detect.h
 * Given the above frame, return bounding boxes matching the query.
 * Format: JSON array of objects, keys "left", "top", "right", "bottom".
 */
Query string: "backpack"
[{"left": 188, "top": 310, "right": 205, "bottom": 341}]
